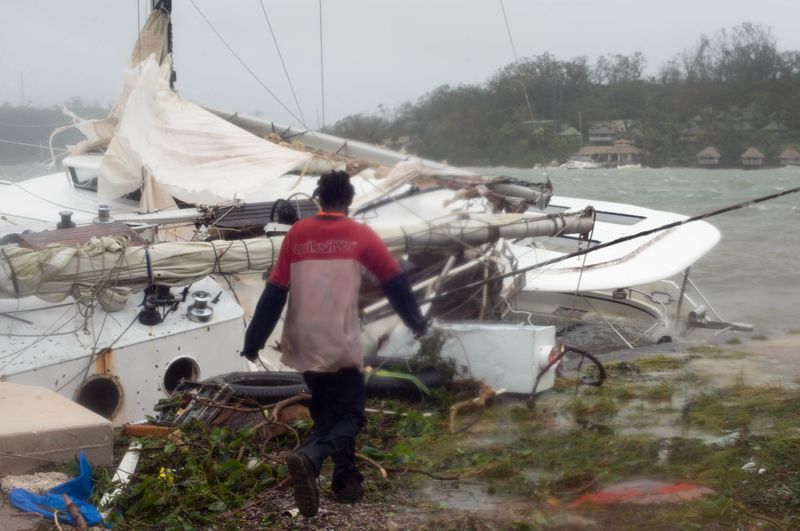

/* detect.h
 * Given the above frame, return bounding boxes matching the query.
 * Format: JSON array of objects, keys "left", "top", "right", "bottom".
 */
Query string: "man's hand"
[
  {"left": 241, "top": 349, "right": 259, "bottom": 362},
  {"left": 413, "top": 319, "right": 430, "bottom": 340}
]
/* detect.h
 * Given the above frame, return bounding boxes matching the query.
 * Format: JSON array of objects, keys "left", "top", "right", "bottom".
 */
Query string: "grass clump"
[
  {"left": 683, "top": 384, "right": 800, "bottom": 432},
  {"left": 606, "top": 355, "right": 686, "bottom": 373},
  {"left": 568, "top": 395, "right": 619, "bottom": 424},
  {"left": 688, "top": 345, "right": 748, "bottom": 359},
  {"left": 643, "top": 381, "right": 674, "bottom": 402},
  {"left": 688, "top": 345, "right": 725, "bottom": 355}
]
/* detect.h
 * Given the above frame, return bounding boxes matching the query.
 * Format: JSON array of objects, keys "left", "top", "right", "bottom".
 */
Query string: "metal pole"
[{"left": 675, "top": 267, "right": 690, "bottom": 330}]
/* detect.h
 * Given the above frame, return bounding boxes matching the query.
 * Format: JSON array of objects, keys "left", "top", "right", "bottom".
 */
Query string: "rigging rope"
[
  {"left": 318, "top": 0, "right": 326, "bottom": 128},
  {"left": 0, "top": 139, "right": 67, "bottom": 152},
  {"left": 497, "top": 0, "right": 535, "bottom": 125},
  {"left": 497, "top": 0, "right": 550, "bottom": 180},
  {"left": 258, "top": 0, "right": 306, "bottom": 126},
  {"left": 189, "top": 0, "right": 308, "bottom": 128}
]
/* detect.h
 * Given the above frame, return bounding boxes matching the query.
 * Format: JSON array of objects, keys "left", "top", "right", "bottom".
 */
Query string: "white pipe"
[{"left": 100, "top": 440, "right": 143, "bottom": 516}]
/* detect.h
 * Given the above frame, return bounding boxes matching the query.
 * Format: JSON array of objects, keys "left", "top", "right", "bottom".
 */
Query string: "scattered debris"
[
  {"left": 448, "top": 386, "right": 500, "bottom": 433},
  {"left": 99, "top": 441, "right": 142, "bottom": 515}
]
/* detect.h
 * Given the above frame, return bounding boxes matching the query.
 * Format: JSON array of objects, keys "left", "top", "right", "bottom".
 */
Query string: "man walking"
[{"left": 241, "top": 170, "right": 427, "bottom": 517}]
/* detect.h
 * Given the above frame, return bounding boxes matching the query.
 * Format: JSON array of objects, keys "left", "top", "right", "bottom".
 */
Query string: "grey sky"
[{"left": 2, "top": 0, "right": 799, "bottom": 128}]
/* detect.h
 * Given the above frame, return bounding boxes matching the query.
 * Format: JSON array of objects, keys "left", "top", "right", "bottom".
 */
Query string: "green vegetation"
[
  {"left": 327, "top": 23, "right": 800, "bottom": 167},
  {"left": 102, "top": 425, "right": 285, "bottom": 528},
  {"left": 600, "top": 354, "right": 688, "bottom": 374},
  {"left": 683, "top": 384, "right": 800, "bottom": 432}
]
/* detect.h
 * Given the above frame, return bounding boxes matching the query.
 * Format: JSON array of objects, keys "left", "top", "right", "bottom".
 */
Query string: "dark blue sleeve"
[
  {"left": 242, "top": 282, "right": 288, "bottom": 357},
  {"left": 381, "top": 274, "right": 428, "bottom": 335}
]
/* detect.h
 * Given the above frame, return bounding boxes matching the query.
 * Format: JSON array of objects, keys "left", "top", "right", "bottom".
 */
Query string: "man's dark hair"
[{"left": 314, "top": 170, "right": 355, "bottom": 212}]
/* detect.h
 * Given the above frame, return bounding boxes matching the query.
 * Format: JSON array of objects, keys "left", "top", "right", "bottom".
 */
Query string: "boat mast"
[{"left": 152, "top": 0, "right": 175, "bottom": 88}]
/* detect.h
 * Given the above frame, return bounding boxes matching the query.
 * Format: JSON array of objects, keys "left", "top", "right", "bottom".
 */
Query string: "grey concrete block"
[{"left": 0, "top": 382, "right": 113, "bottom": 476}]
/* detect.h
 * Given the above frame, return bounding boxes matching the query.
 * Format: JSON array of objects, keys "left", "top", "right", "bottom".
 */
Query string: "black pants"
[{"left": 298, "top": 367, "right": 366, "bottom": 484}]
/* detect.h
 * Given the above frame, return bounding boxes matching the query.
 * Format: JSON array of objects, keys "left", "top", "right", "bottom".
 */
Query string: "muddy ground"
[{"left": 3, "top": 332, "right": 800, "bottom": 530}]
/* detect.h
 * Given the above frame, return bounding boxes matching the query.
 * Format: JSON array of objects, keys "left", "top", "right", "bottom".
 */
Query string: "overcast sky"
[{"left": 2, "top": 0, "right": 799, "bottom": 128}]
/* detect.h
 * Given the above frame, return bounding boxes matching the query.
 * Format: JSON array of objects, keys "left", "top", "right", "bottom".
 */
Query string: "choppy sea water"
[
  {"left": 474, "top": 166, "right": 800, "bottom": 336},
  {"left": 2, "top": 162, "right": 798, "bottom": 335}
]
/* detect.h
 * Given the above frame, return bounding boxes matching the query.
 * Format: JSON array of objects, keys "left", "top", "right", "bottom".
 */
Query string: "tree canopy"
[{"left": 328, "top": 23, "right": 800, "bottom": 167}]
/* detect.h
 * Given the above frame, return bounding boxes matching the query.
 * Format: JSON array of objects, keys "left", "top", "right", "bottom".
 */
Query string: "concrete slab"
[
  {"left": 0, "top": 382, "right": 113, "bottom": 475},
  {"left": 0, "top": 497, "right": 40, "bottom": 531}
]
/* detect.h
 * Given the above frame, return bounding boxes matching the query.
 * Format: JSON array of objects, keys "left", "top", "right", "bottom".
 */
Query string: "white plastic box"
[{"left": 379, "top": 322, "right": 558, "bottom": 395}]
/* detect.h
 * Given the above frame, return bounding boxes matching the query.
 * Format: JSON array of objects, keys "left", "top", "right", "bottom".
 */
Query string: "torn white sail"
[
  {"left": 52, "top": 8, "right": 311, "bottom": 211},
  {"left": 49, "top": 9, "right": 170, "bottom": 160},
  {"left": 98, "top": 57, "right": 311, "bottom": 210}
]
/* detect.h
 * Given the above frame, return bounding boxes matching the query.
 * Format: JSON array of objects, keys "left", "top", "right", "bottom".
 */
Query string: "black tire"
[
  {"left": 206, "top": 366, "right": 446, "bottom": 404},
  {"left": 365, "top": 367, "right": 446, "bottom": 402},
  {"left": 204, "top": 371, "right": 308, "bottom": 405}
]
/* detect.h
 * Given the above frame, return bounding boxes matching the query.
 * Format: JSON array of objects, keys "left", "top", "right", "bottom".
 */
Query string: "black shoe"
[
  {"left": 332, "top": 469, "right": 364, "bottom": 504},
  {"left": 287, "top": 453, "right": 319, "bottom": 517}
]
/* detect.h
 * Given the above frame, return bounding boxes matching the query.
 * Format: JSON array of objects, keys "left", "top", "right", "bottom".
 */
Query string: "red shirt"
[{"left": 269, "top": 213, "right": 401, "bottom": 372}]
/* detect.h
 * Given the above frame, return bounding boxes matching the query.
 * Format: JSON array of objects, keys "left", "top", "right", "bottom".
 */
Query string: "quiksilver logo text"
[{"left": 293, "top": 239, "right": 358, "bottom": 255}]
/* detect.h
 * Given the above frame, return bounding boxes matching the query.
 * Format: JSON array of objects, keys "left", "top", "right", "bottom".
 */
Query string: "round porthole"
[
  {"left": 74, "top": 375, "right": 124, "bottom": 419},
  {"left": 163, "top": 357, "right": 200, "bottom": 394}
]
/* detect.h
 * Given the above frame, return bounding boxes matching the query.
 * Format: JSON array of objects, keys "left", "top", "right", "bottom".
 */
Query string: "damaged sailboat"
[{"left": 0, "top": 4, "right": 730, "bottom": 425}]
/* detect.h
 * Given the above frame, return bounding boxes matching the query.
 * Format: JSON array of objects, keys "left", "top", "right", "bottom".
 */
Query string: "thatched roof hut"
[
  {"left": 741, "top": 147, "right": 765, "bottom": 167},
  {"left": 697, "top": 146, "right": 721, "bottom": 166},
  {"left": 778, "top": 147, "right": 800, "bottom": 166}
]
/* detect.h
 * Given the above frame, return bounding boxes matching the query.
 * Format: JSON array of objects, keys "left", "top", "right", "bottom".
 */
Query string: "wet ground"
[{"left": 3, "top": 333, "right": 799, "bottom": 529}]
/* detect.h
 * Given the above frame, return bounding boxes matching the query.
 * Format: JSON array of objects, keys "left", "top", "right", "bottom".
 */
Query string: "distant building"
[
  {"left": 573, "top": 140, "right": 645, "bottom": 166},
  {"left": 697, "top": 146, "right": 721, "bottom": 166},
  {"left": 680, "top": 125, "right": 703, "bottom": 143},
  {"left": 588, "top": 127, "right": 616, "bottom": 145},
  {"left": 740, "top": 147, "right": 765, "bottom": 167},
  {"left": 778, "top": 147, "right": 800, "bottom": 166},
  {"left": 559, "top": 126, "right": 582, "bottom": 142}
]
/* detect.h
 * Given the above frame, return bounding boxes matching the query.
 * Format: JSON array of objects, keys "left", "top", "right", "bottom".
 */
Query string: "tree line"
[{"left": 328, "top": 23, "right": 800, "bottom": 168}]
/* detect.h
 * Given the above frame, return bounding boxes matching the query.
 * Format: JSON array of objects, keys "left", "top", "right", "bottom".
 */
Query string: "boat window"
[
  {"left": 594, "top": 210, "right": 645, "bottom": 225},
  {"left": 69, "top": 166, "right": 98, "bottom": 191},
  {"left": 543, "top": 235, "right": 600, "bottom": 253},
  {"left": 514, "top": 235, "right": 599, "bottom": 253}
]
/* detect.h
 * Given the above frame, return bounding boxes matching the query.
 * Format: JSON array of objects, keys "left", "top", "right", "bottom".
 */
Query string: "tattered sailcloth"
[{"left": 51, "top": 9, "right": 311, "bottom": 212}]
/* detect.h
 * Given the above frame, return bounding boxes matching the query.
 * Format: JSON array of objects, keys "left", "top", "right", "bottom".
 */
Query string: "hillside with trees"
[{"left": 328, "top": 23, "right": 800, "bottom": 168}]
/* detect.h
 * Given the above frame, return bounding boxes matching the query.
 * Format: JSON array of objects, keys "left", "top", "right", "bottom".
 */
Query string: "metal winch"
[{"left": 187, "top": 291, "right": 214, "bottom": 323}]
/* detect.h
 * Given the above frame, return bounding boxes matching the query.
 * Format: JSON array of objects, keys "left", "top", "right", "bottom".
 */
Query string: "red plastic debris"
[{"left": 569, "top": 479, "right": 714, "bottom": 506}]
